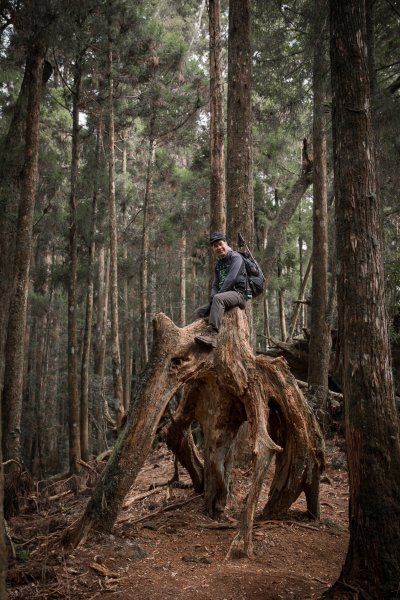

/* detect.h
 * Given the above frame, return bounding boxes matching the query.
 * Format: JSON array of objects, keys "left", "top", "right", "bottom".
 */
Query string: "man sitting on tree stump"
[{"left": 194, "top": 232, "right": 248, "bottom": 348}]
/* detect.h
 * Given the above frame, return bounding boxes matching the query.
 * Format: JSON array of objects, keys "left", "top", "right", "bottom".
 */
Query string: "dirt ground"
[{"left": 7, "top": 437, "right": 349, "bottom": 600}]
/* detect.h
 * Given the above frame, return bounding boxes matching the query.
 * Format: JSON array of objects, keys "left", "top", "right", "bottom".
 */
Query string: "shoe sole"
[{"left": 194, "top": 336, "right": 217, "bottom": 349}]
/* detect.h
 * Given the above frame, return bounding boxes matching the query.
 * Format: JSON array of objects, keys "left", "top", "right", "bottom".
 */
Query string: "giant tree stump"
[{"left": 68, "top": 309, "right": 324, "bottom": 557}]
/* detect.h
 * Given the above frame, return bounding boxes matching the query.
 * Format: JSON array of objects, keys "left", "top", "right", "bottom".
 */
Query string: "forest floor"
[{"left": 7, "top": 436, "right": 349, "bottom": 600}]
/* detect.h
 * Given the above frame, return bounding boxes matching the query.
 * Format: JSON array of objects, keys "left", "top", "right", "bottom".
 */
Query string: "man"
[{"left": 194, "top": 232, "right": 248, "bottom": 348}]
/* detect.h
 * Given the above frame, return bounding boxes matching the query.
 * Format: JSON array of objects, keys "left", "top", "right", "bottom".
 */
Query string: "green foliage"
[
  {"left": 43, "top": 88, "right": 72, "bottom": 132},
  {"left": 29, "top": 289, "right": 52, "bottom": 319}
]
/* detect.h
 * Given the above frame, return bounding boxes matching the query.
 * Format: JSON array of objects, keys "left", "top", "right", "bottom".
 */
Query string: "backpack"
[{"left": 238, "top": 251, "right": 266, "bottom": 298}]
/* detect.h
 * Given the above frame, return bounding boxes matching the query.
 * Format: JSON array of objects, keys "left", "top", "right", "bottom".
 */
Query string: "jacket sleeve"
[{"left": 218, "top": 253, "right": 243, "bottom": 293}]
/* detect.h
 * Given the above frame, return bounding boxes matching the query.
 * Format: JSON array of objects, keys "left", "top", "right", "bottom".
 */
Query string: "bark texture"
[
  {"left": 121, "top": 139, "right": 131, "bottom": 412},
  {"left": 288, "top": 256, "right": 312, "bottom": 341},
  {"left": 93, "top": 247, "right": 111, "bottom": 453},
  {"left": 308, "top": 0, "right": 331, "bottom": 413},
  {"left": 209, "top": 0, "right": 226, "bottom": 236},
  {"left": 68, "top": 309, "right": 324, "bottom": 558},
  {"left": 68, "top": 66, "right": 81, "bottom": 474},
  {"left": 0, "top": 57, "right": 31, "bottom": 392},
  {"left": 80, "top": 116, "right": 100, "bottom": 462},
  {"left": 226, "top": 0, "right": 253, "bottom": 246},
  {"left": 0, "top": 424, "right": 7, "bottom": 599},
  {"left": 107, "top": 38, "right": 124, "bottom": 428},
  {"left": 179, "top": 235, "right": 187, "bottom": 326},
  {"left": 329, "top": 0, "right": 400, "bottom": 596},
  {"left": 1, "top": 43, "right": 45, "bottom": 464},
  {"left": 140, "top": 131, "right": 156, "bottom": 367}
]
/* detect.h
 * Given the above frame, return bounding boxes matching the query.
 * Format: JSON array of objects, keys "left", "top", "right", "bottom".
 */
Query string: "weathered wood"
[
  {"left": 163, "top": 389, "right": 204, "bottom": 494},
  {"left": 67, "top": 309, "right": 324, "bottom": 558}
]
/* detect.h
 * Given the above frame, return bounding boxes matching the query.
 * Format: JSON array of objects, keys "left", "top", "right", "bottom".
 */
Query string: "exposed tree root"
[{"left": 67, "top": 309, "right": 324, "bottom": 556}]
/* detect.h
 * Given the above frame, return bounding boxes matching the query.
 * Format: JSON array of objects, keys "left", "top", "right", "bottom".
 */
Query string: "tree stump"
[{"left": 67, "top": 309, "right": 324, "bottom": 557}]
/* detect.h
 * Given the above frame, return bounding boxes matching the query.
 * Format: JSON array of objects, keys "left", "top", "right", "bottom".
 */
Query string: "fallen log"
[
  {"left": 66, "top": 309, "right": 324, "bottom": 558},
  {"left": 260, "top": 334, "right": 342, "bottom": 394},
  {"left": 296, "top": 379, "right": 343, "bottom": 415}
]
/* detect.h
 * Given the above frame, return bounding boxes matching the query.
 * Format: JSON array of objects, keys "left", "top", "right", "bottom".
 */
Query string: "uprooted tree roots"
[{"left": 66, "top": 309, "right": 324, "bottom": 558}]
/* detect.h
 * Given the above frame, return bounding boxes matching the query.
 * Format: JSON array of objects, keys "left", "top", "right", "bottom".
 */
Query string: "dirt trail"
[{"left": 7, "top": 437, "right": 348, "bottom": 600}]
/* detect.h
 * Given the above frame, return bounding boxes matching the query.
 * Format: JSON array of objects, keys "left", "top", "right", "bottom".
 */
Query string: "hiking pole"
[{"left": 237, "top": 232, "right": 256, "bottom": 263}]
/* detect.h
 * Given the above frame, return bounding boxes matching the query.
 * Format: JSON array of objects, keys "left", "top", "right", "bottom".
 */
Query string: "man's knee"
[
  {"left": 212, "top": 294, "right": 224, "bottom": 307},
  {"left": 213, "top": 291, "right": 245, "bottom": 310}
]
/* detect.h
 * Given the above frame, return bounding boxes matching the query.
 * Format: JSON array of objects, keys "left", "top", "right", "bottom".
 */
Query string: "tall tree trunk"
[
  {"left": 308, "top": 0, "right": 331, "bottom": 413},
  {"left": 191, "top": 254, "right": 198, "bottom": 314},
  {"left": 94, "top": 247, "right": 107, "bottom": 381},
  {"left": 122, "top": 267, "right": 131, "bottom": 413},
  {"left": 1, "top": 42, "right": 45, "bottom": 465},
  {"left": 29, "top": 245, "right": 52, "bottom": 477},
  {"left": 263, "top": 293, "right": 271, "bottom": 351},
  {"left": 107, "top": 37, "right": 124, "bottom": 428},
  {"left": 140, "top": 132, "right": 156, "bottom": 368},
  {"left": 32, "top": 312, "right": 47, "bottom": 477},
  {"left": 23, "top": 316, "right": 36, "bottom": 472},
  {"left": 0, "top": 57, "right": 31, "bottom": 393},
  {"left": 80, "top": 241, "right": 94, "bottom": 463},
  {"left": 43, "top": 296, "right": 61, "bottom": 474},
  {"left": 80, "top": 115, "right": 101, "bottom": 461},
  {"left": 226, "top": 0, "right": 254, "bottom": 343},
  {"left": 0, "top": 53, "right": 51, "bottom": 386},
  {"left": 226, "top": 0, "right": 253, "bottom": 247},
  {"left": 93, "top": 247, "right": 110, "bottom": 453},
  {"left": 327, "top": 0, "right": 400, "bottom": 596},
  {"left": 298, "top": 231, "right": 305, "bottom": 331},
  {"left": 179, "top": 235, "right": 187, "bottom": 327},
  {"left": 288, "top": 256, "right": 312, "bottom": 342},
  {"left": 121, "top": 138, "right": 131, "bottom": 412},
  {"left": 209, "top": 0, "right": 225, "bottom": 236},
  {"left": 366, "top": 0, "right": 377, "bottom": 95},
  {"left": 277, "top": 261, "right": 287, "bottom": 342},
  {"left": 68, "top": 65, "right": 82, "bottom": 474},
  {"left": 0, "top": 416, "right": 6, "bottom": 599}
]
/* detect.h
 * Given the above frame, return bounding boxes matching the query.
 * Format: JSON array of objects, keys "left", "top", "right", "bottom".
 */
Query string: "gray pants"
[{"left": 193, "top": 291, "right": 246, "bottom": 332}]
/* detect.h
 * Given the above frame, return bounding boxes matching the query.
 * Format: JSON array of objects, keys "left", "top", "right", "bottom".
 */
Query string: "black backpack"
[{"left": 238, "top": 251, "right": 265, "bottom": 298}]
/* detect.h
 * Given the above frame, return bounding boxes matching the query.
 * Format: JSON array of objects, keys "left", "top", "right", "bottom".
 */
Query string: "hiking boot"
[{"left": 194, "top": 326, "right": 218, "bottom": 349}]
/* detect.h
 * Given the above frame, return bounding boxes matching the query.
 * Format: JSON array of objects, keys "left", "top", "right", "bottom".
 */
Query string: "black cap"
[{"left": 209, "top": 231, "right": 226, "bottom": 245}]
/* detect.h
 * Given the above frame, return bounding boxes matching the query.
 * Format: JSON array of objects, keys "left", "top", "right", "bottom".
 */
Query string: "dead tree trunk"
[{"left": 67, "top": 309, "right": 324, "bottom": 558}]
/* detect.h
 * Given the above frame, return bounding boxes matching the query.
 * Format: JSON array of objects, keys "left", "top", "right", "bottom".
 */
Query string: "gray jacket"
[{"left": 210, "top": 249, "right": 247, "bottom": 299}]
